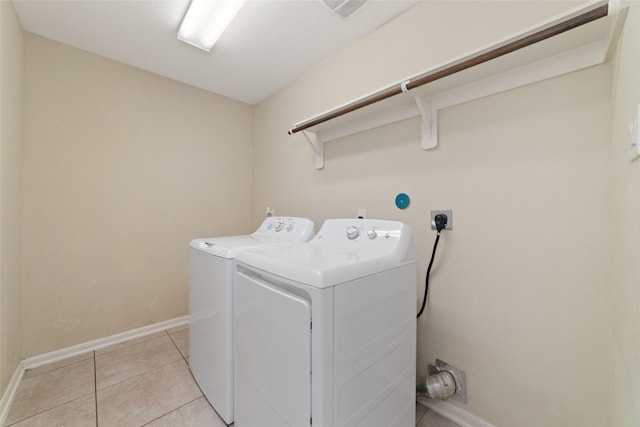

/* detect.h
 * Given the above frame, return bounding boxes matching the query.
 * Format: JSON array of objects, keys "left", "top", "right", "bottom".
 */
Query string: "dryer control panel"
[
  {"left": 315, "top": 219, "right": 401, "bottom": 242},
  {"left": 312, "top": 218, "right": 413, "bottom": 256},
  {"left": 345, "top": 224, "right": 389, "bottom": 240}
]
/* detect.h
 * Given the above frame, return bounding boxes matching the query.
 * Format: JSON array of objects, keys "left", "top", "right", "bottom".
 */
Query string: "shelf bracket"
[
  {"left": 403, "top": 80, "right": 437, "bottom": 150},
  {"left": 302, "top": 131, "right": 324, "bottom": 169},
  {"left": 413, "top": 94, "right": 437, "bottom": 150}
]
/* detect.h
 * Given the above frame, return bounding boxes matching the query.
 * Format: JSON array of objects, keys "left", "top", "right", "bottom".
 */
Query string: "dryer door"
[{"left": 235, "top": 271, "right": 312, "bottom": 427}]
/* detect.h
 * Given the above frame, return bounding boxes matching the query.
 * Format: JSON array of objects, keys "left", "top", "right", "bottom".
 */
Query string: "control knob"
[
  {"left": 286, "top": 223, "right": 294, "bottom": 232},
  {"left": 367, "top": 229, "right": 377, "bottom": 239},
  {"left": 346, "top": 226, "right": 359, "bottom": 240},
  {"left": 274, "top": 221, "right": 284, "bottom": 232}
]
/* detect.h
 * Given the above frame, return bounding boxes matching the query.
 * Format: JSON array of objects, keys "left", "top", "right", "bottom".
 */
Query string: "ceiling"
[{"left": 12, "top": 0, "right": 418, "bottom": 105}]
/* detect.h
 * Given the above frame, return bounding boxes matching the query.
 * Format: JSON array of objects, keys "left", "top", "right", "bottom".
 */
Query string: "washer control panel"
[{"left": 256, "top": 217, "right": 315, "bottom": 241}]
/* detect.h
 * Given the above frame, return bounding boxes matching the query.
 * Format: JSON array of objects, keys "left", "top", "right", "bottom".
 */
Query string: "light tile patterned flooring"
[{"left": 6, "top": 324, "right": 459, "bottom": 426}]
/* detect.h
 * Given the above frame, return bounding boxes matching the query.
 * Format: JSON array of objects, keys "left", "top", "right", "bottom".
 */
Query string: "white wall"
[
  {"left": 20, "top": 34, "right": 253, "bottom": 358},
  {"left": 253, "top": 2, "right": 612, "bottom": 425},
  {"left": 610, "top": 2, "right": 640, "bottom": 425},
  {"left": 0, "top": 0, "right": 24, "bottom": 394}
]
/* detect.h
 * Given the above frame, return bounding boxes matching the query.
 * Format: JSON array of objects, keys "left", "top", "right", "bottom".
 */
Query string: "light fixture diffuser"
[{"left": 178, "top": 0, "right": 246, "bottom": 52}]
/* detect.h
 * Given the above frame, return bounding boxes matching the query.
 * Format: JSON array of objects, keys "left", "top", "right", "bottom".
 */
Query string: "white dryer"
[
  {"left": 234, "top": 219, "right": 417, "bottom": 427},
  {"left": 188, "top": 217, "right": 315, "bottom": 425}
]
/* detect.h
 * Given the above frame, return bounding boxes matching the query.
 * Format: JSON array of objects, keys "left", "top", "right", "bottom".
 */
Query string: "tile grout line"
[
  {"left": 21, "top": 353, "right": 94, "bottom": 381},
  {"left": 96, "top": 332, "right": 175, "bottom": 362},
  {"left": 166, "top": 329, "right": 189, "bottom": 364},
  {"left": 185, "top": 365, "right": 219, "bottom": 415},
  {"left": 21, "top": 317, "right": 189, "bottom": 371},
  {"left": 95, "top": 332, "right": 165, "bottom": 358},
  {"left": 4, "top": 357, "right": 97, "bottom": 426},
  {"left": 163, "top": 329, "right": 218, "bottom": 419},
  {"left": 7, "top": 327, "right": 194, "bottom": 427},
  {"left": 5, "top": 393, "right": 95, "bottom": 426},
  {"left": 96, "top": 357, "right": 186, "bottom": 393},
  {"left": 177, "top": 340, "right": 221, "bottom": 418},
  {"left": 7, "top": 326, "right": 198, "bottom": 427},
  {"left": 166, "top": 327, "right": 218, "bottom": 416},
  {"left": 139, "top": 396, "right": 203, "bottom": 427},
  {"left": 94, "top": 333, "right": 184, "bottom": 391}
]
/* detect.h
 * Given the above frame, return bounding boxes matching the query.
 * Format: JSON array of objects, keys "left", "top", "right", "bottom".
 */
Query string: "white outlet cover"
[{"left": 630, "top": 102, "right": 640, "bottom": 161}]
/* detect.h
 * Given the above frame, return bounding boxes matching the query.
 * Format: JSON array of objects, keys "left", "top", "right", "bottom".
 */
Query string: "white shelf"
[{"left": 292, "top": 0, "right": 627, "bottom": 169}]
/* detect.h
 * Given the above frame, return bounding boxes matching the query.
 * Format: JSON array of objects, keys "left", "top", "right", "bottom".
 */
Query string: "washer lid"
[
  {"left": 189, "top": 217, "right": 315, "bottom": 259},
  {"left": 236, "top": 219, "right": 416, "bottom": 288},
  {"left": 190, "top": 235, "right": 281, "bottom": 259}
]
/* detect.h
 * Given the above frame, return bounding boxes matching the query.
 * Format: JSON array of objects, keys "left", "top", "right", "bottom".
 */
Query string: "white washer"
[
  {"left": 234, "top": 219, "right": 417, "bottom": 427},
  {"left": 188, "top": 217, "right": 315, "bottom": 425}
]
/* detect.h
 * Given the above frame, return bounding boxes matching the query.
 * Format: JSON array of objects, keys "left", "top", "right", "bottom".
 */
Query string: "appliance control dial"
[
  {"left": 367, "top": 229, "right": 377, "bottom": 239},
  {"left": 286, "top": 223, "right": 294, "bottom": 232},
  {"left": 346, "top": 226, "right": 359, "bottom": 240},
  {"left": 274, "top": 221, "right": 284, "bottom": 232}
]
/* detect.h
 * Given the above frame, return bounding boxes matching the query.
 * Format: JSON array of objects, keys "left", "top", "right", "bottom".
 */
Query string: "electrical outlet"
[{"left": 430, "top": 210, "right": 453, "bottom": 230}]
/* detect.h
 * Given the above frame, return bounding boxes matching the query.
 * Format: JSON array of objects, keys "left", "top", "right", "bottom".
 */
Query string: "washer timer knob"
[
  {"left": 367, "top": 229, "right": 377, "bottom": 239},
  {"left": 346, "top": 226, "right": 359, "bottom": 240},
  {"left": 274, "top": 221, "right": 284, "bottom": 232}
]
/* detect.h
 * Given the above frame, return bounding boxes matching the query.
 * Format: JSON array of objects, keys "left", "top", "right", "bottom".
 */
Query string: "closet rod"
[{"left": 288, "top": 2, "right": 608, "bottom": 136}]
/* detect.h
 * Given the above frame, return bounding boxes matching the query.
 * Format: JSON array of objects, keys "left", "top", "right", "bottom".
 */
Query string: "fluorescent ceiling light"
[{"left": 178, "top": 0, "right": 246, "bottom": 52}]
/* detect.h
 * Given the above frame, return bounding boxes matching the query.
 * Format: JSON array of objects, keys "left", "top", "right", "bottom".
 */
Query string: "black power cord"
[{"left": 417, "top": 214, "right": 447, "bottom": 319}]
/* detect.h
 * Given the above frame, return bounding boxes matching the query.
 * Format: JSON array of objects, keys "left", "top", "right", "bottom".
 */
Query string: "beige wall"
[
  {"left": 610, "top": 3, "right": 640, "bottom": 425},
  {"left": 20, "top": 34, "right": 253, "bottom": 358},
  {"left": 0, "top": 1, "right": 24, "bottom": 394},
  {"left": 4, "top": 1, "right": 638, "bottom": 424},
  {"left": 254, "top": 2, "right": 611, "bottom": 426}
]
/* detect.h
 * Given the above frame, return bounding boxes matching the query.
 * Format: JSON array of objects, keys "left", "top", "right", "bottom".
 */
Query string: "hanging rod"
[{"left": 287, "top": 1, "right": 609, "bottom": 136}]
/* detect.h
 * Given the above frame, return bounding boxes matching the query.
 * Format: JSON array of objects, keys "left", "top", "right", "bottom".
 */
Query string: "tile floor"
[{"left": 6, "top": 324, "right": 459, "bottom": 427}]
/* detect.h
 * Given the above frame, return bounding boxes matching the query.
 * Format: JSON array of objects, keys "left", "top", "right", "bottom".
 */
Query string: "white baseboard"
[
  {"left": 23, "top": 316, "right": 188, "bottom": 369},
  {"left": 0, "top": 315, "right": 188, "bottom": 426},
  {"left": 418, "top": 397, "right": 494, "bottom": 427},
  {"left": 0, "top": 360, "right": 25, "bottom": 427}
]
